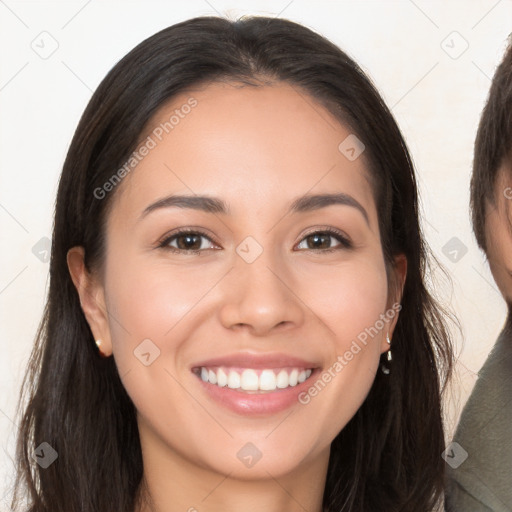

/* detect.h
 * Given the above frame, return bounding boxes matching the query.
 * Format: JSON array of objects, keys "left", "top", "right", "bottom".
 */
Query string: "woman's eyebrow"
[{"left": 138, "top": 192, "right": 369, "bottom": 225}]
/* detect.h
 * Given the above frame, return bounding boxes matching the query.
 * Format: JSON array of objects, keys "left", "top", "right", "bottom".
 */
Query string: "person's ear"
[
  {"left": 66, "top": 246, "right": 113, "bottom": 356},
  {"left": 381, "top": 253, "right": 407, "bottom": 353}
]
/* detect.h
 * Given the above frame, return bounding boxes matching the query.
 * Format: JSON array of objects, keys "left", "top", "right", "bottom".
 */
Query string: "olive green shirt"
[{"left": 445, "top": 316, "right": 512, "bottom": 512}]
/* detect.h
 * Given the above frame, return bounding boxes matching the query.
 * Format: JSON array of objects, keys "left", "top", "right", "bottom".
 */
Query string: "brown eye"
[
  {"left": 159, "top": 229, "right": 217, "bottom": 253},
  {"left": 304, "top": 233, "right": 333, "bottom": 250},
  {"left": 174, "top": 233, "right": 203, "bottom": 250},
  {"left": 296, "top": 229, "right": 352, "bottom": 252}
]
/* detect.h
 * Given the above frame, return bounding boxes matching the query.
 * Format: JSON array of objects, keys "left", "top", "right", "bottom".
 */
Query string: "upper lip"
[{"left": 191, "top": 351, "right": 320, "bottom": 370}]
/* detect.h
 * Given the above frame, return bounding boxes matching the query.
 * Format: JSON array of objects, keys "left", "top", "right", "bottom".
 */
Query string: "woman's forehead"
[{"left": 108, "top": 82, "right": 377, "bottom": 227}]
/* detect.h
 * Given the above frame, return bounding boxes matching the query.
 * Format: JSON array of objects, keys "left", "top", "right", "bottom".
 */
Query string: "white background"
[{"left": 1, "top": 0, "right": 511, "bottom": 507}]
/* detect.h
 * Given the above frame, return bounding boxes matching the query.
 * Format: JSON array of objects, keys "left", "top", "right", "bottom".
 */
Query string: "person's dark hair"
[
  {"left": 12, "top": 15, "right": 454, "bottom": 512},
  {"left": 470, "top": 35, "right": 512, "bottom": 253}
]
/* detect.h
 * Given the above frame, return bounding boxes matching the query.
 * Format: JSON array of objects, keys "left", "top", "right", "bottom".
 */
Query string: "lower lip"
[{"left": 194, "top": 369, "right": 319, "bottom": 416}]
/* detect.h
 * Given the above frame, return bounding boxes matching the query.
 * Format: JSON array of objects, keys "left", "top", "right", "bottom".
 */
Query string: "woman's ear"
[
  {"left": 66, "top": 246, "right": 113, "bottom": 356},
  {"left": 392, "top": 253, "right": 407, "bottom": 303},
  {"left": 381, "top": 253, "right": 407, "bottom": 352}
]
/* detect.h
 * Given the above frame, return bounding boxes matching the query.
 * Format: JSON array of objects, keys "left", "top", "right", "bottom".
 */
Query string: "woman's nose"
[{"left": 217, "top": 240, "right": 305, "bottom": 337}]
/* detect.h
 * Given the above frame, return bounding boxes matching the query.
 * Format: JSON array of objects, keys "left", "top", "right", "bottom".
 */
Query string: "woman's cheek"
[
  {"left": 104, "top": 260, "right": 192, "bottom": 370},
  {"left": 302, "top": 259, "right": 388, "bottom": 339},
  {"left": 110, "top": 256, "right": 203, "bottom": 321}
]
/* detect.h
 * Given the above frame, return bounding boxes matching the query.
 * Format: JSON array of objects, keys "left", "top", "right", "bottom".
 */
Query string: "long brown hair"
[{"left": 11, "top": 15, "right": 454, "bottom": 512}]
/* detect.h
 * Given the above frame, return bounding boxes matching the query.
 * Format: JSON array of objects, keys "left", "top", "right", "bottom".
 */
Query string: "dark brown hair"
[
  {"left": 470, "top": 35, "right": 512, "bottom": 252},
  {"left": 11, "top": 15, "right": 454, "bottom": 512}
]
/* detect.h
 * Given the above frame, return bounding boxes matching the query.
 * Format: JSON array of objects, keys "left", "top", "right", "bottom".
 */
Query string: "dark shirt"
[{"left": 445, "top": 315, "right": 512, "bottom": 511}]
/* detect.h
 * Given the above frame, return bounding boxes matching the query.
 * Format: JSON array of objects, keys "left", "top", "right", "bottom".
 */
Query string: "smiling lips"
[
  {"left": 197, "top": 366, "right": 313, "bottom": 393},
  {"left": 190, "top": 353, "right": 320, "bottom": 415},
  {"left": 191, "top": 352, "right": 318, "bottom": 396}
]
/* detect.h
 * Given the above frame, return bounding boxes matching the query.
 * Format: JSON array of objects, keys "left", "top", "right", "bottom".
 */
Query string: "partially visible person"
[{"left": 445, "top": 35, "right": 512, "bottom": 512}]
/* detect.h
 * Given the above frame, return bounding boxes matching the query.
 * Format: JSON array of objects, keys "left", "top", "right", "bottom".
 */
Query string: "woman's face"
[{"left": 76, "top": 82, "right": 403, "bottom": 480}]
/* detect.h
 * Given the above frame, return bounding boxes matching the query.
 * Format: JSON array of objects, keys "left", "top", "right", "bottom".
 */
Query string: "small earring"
[
  {"left": 381, "top": 333, "right": 392, "bottom": 374},
  {"left": 95, "top": 339, "right": 108, "bottom": 358},
  {"left": 386, "top": 333, "right": 392, "bottom": 361}
]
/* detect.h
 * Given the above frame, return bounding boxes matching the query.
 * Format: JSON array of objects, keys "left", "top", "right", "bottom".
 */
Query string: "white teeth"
[
  {"left": 240, "top": 369, "right": 259, "bottom": 390},
  {"left": 208, "top": 369, "right": 217, "bottom": 385},
  {"left": 227, "top": 370, "right": 241, "bottom": 389},
  {"left": 276, "top": 370, "right": 289, "bottom": 389},
  {"left": 217, "top": 368, "right": 227, "bottom": 387},
  {"left": 259, "top": 369, "right": 277, "bottom": 390},
  {"left": 198, "top": 366, "right": 314, "bottom": 392}
]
